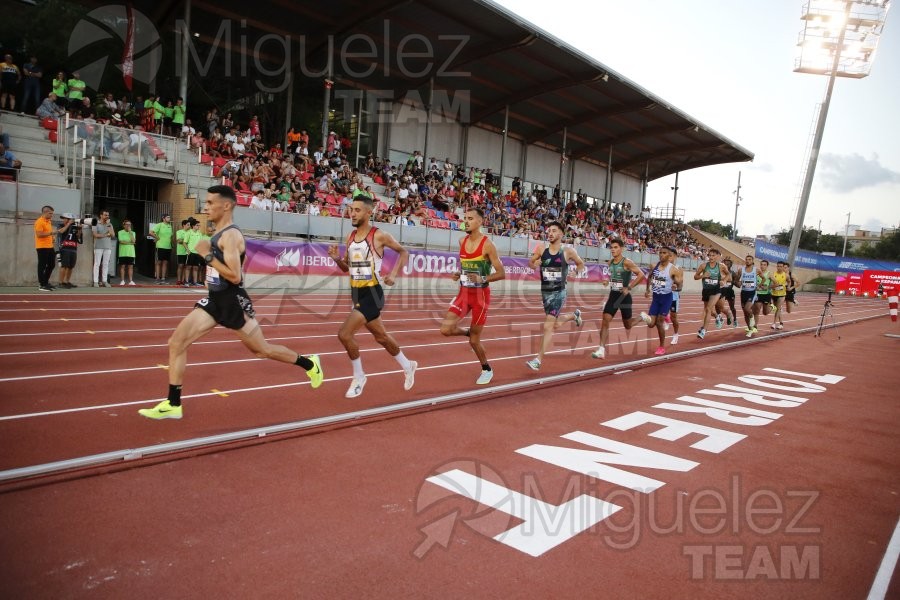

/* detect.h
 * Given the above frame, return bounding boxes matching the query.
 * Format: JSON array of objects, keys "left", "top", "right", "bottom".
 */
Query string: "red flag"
[{"left": 121, "top": 3, "right": 135, "bottom": 91}]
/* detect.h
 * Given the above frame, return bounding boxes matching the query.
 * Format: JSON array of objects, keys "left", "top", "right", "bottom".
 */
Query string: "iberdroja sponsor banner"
[
  {"left": 244, "top": 239, "right": 612, "bottom": 282},
  {"left": 755, "top": 240, "right": 900, "bottom": 273}
]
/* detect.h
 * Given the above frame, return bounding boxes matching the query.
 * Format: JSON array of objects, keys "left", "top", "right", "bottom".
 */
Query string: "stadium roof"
[{"left": 138, "top": 0, "right": 755, "bottom": 181}]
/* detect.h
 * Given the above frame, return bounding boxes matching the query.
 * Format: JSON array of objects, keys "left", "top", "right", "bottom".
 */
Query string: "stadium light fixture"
[{"left": 787, "top": 0, "right": 891, "bottom": 265}]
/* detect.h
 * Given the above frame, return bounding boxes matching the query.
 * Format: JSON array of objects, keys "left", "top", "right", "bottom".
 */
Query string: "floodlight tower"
[{"left": 787, "top": 0, "right": 891, "bottom": 264}]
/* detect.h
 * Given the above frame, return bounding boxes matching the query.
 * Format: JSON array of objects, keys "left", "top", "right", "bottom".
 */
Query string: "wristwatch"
[{"left": 204, "top": 253, "right": 214, "bottom": 264}]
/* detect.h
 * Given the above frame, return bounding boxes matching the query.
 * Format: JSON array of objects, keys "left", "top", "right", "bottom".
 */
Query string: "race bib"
[
  {"left": 461, "top": 267, "right": 484, "bottom": 288},
  {"left": 205, "top": 265, "right": 221, "bottom": 286},
  {"left": 703, "top": 277, "right": 719, "bottom": 286},
  {"left": 350, "top": 260, "right": 373, "bottom": 281},
  {"left": 610, "top": 281, "right": 623, "bottom": 291},
  {"left": 542, "top": 268, "right": 562, "bottom": 282},
  {"left": 742, "top": 281, "right": 755, "bottom": 290}
]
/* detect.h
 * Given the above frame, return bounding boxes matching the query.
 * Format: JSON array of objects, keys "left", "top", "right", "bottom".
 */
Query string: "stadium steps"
[{"left": 0, "top": 111, "right": 69, "bottom": 188}]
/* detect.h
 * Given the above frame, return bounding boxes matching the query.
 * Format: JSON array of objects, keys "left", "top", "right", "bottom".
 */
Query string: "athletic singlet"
[
  {"left": 540, "top": 247, "right": 568, "bottom": 293},
  {"left": 757, "top": 271, "right": 772, "bottom": 294},
  {"left": 205, "top": 224, "right": 245, "bottom": 292},
  {"left": 771, "top": 271, "right": 788, "bottom": 297},
  {"left": 702, "top": 262, "right": 722, "bottom": 290},
  {"left": 650, "top": 262, "right": 674, "bottom": 294},
  {"left": 459, "top": 235, "right": 491, "bottom": 288},
  {"left": 346, "top": 227, "right": 382, "bottom": 288},
  {"left": 608, "top": 257, "right": 631, "bottom": 292},
  {"left": 740, "top": 266, "right": 757, "bottom": 291}
]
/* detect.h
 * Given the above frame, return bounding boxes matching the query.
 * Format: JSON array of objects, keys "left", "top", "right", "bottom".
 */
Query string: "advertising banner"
[{"left": 755, "top": 240, "right": 900, "bottom": 273}]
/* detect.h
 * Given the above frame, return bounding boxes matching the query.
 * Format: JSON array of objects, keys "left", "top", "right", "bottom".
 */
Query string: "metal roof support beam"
[
  {"left": 471, "top": 73, "right": 604, "bottom": 124},
  {"left": 524, "top": 102, "right": 657, "bottom": 145},
  {"left": 640, "top": 162, "right": 649, "bottom": 211},
  {"left": 558, "top": 126, "right": 567, "bottom": 195},
  {"left": 606, "top": 146, "right": 613, "bottom": 204},
  {"left": 179, "top": 0, "right": 191, "bottom": 102},
  {"left": 423, "top": 78, "right": 434, "bottom": 165}
]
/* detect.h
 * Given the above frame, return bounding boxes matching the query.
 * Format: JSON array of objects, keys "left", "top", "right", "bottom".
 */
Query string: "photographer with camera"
[
  {"left": 57, "top": 213, "right": 83, "bottom": 288},
  {"left": 92, "top": 210, "right": 115, "bottom": 288}
]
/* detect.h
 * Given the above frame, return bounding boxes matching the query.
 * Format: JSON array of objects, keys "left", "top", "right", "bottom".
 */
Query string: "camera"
[{"left": 60, "top": 213, "right": 98, "bottom": 227}]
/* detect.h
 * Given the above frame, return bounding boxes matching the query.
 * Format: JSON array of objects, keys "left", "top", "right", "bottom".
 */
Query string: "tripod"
[{"left": 814, "top": 291, "right": 838, "bottom": 339}]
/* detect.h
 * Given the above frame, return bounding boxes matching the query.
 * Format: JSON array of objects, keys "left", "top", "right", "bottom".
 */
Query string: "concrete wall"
[{"left": 0, "top": 219, "right": 94, "bottom": 287}]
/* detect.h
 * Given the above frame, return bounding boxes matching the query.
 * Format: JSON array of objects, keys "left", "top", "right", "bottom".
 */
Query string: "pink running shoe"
[{"left": 654, "top": 346, "right": 666, "bottom": 356}]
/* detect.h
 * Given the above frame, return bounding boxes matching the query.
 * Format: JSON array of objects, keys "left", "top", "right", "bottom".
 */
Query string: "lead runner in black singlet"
[{"left": 139, "top": 185, "right": 323, "bottom": 420}]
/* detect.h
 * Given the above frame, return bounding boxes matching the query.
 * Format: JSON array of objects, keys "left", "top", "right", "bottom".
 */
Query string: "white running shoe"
[
  {"left": 526, "top": 358, "right": 541, "bottom": 371},
  {"left": 663, "top": 319, "right": 670, "bottom": 331},
  {"left": 640, "top": 311, "right": 651, "bottom": 325},
  {"left": 403, "top": 361, "right": 417, "bottom": 391},
  {"left": 119, "top": 280, "right": 126, "bottom": 286},
  {"left": 128, "top": 281, "right": 136, "bottom": 286},
  {"left": 476, "top": 369, "right": 494, "bottom": 385},
  {"left": 573, "top": 309, "right": 583, "bottom": 328},
  {"left": 591, "top": 346, "right": 606, "bottom": 359},
  {"left": 671, "top": 333, "right": 679, "bottom": 345},
  {"left": 345, "top": 376, "right": 367, "bottom": 398}
]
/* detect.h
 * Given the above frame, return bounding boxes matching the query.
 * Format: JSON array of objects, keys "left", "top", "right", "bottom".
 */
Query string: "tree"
[
  {"left": 774, "top": 227, "right": 821, "bottom": 250},
  {"left": 689, "top": 219, "right": 734, "bottom": 239}
]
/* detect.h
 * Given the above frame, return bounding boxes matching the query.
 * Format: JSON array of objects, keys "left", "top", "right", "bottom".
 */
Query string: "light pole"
[
  {"left": 842, "top": 211, "right": 851, "bottom": 256},
  {"left": 787, "top": 0, "right": 890, "bottom": 264},
  {"left": 732, "top": 170, "right": 742, "bottom": 241},
  {"left": 670, "top": 171, "right": 679, "bottom": 224}
]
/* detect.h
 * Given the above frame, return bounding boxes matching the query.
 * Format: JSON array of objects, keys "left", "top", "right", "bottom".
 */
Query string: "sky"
[{"left": 494, "top": 0, "right": 900, "bottom": 238}]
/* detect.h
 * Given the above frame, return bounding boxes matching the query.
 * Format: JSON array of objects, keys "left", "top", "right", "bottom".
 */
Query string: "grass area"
[{"left": 807, "top": 276, "right": 837, "bottom": 286}]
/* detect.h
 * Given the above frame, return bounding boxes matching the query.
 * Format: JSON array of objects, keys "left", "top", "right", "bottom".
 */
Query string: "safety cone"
[{"left": 890, "top": 295, "right": 898, "bottom": 322}]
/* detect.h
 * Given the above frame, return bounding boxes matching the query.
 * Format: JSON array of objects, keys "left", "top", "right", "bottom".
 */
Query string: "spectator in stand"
[
  {"left": 249, "top": 189, "right": 267, "bottom": 210},
  {"left": 51, "top": 71, "right": 67, "bottom": 108},
  {"left": 36, "top": 93, "right": 65, "bottom": 119},
  {"left": 249, "top": 115, "right": 260, "bottom": 139},
  {"left": 117, "top": 219, "right": 137, "bottom": 285},
  {"left": 172, "top": 97, "right": 186, "bottom": 135},
  {"left": 0, "top": 54, "right": 21, "bottom": 111},
  {"left": 67, "top": 71, "right": 85, "bottom": 107},
  {"left": 221, "top": 112, "right": 233, "bottom": 131},
  {"left": 0, "top": 142, "right": 22, "bottom": 172},
  {"left": 326, "top": 131, "right": 337, "bottom": 156},
  {"left": 162, "top": 99, "right": 175, "bottom": 136},
  {"left": 287, "top": 127, "right": 301, "bottom": 153},
  {"left": 21, "top": 56, "right": 42, "bottom": 114},
  {"left": 92, "top": 210, "right": 115, "bottom": 288}
]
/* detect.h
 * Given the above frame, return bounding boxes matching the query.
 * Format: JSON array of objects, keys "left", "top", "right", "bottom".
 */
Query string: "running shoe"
[
  {"left": 526, "top": 358, "right": 541, "bottom": 371},
  {"left": 771, "top": 324, "right": 778, "bottom": 330},
  {"left": 119, "top": 280, "right": 126, "bottom": 286},
  {"left": 404, "top": 361, "right": 417, "bottom": 391},
  {"left": 345, "top": 376, "right": 367, "bottom": 398},
  {"left": 776, "top": 323, "right": 784, "bottom": 330},
  {"left": 573, "top": 309, "right": 583, "bottom": 328},
  {"left": 38, "top": 286, "right": 52, "bottom": 291},
  {"left": 749, "top": 316, "right": 756, "bottom": 329},
  {"left": 591, "top": 346, "right": 606, "bottom": 359},
  {"left": 744, "top": 326, "right": 751, "bottom": 333},
  {"left": 640, "top": 311, "right": 652, "bottom": 325},
  {"left": 770, "top": 303, "right": 777, "bottom": 314},
  {"left": 732, "top": 319, "right": 738, "bottom": 328},
  {"left": 476, "top": 369, "right": 494, "bottom": 385},
  {"left": 306, "top": 354, "right": 323, "bottom": 389},
  {"left": 654, "top": 346, "right": 666, "bottom": 356},
  {"left": 751, "top": 327, "right": 759, "bottom": 334},
  {"left": 103, "top": 282, "right": 111, "bottom": 288},
  {"left": 138, "top": 400, "right": 183, "bottom": 420},
  {"left": 746, "top": 329, "right": 754, "bottom": 338},
  {"left": 697, "top": 328, "right": 706, "bottom": 339},
  {"left": 128, "top": 281, "right": 136, "bottom": 286},
  {"left": 715, "top": 315, "right": 723, "bottom": 329},
  {"left": 670, "top": 333, "right": 679, "bottom": 345},
  {"left": 726, "top": 315, "right": 732, "bottom": 325}
]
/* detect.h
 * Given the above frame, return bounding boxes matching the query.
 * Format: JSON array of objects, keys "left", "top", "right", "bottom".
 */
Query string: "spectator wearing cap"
[
  {"left": 175, "top": 219, "right": 191, "bottom": 284},
  {"left": 117, "top": 219, "right": 137, "bottom": 285},
  {"left": 150, "top": 214, "right": 174, "bottom": 284}
]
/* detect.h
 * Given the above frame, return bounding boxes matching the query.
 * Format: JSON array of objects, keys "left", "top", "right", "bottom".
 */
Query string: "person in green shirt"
[
  {"left": 150, "top": 214, "right": 174, "bottom": 284},
  {"left": 175, "top": 219, "right": 191, "bottom": 285},
  {"left": 163, "top": 100, "right": 174, "bottom": 136},
  {"left": 152, "top": 97, "right": 165, "bottom": 134},
  {"left": 117, "top": 220, "right": 137, "bottom": 285},
  {"left": 184, "top": 220, "right": 203, "bottom": 287},
  {"left": 172, "top": 97, "right": 186, "bottom": 135},
  {"left": 67, "top": 71, "right": 85, "bottom": 104},
  {"left": 51, "top": 71, "right": 67, "bottom": 106},
  {"left": 197, "top": 221, "right": 214, "bottom": 284}
]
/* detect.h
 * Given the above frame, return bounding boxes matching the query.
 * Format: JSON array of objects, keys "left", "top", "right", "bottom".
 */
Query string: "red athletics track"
[
  {"left": 0, "top": 293, "right": 897, "bottom": 599},
  {"left": 0, "top": 290, "right": 886, "bottom": 471}
]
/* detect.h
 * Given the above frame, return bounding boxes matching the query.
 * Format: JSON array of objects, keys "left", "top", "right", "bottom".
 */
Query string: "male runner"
[
  {"left": 753, "top": 259, "right": 774, "bottom": 335},
  {"left": 738, "top": 254, "right": 758, "bottom": 338},
  {"left": 592, "top": 239, "right": 645, "bottom": 359},
  {"left": 139, "top": 186, "right": 322, "bottom": 420},
  {"left": 525, "top": 221, "right": 585, "bottom": 370},
  {"left": 440, "top": 207, "right": 505, "bottom": 384},
  {"left": 694, "top": 248, "right": 729, "bottom": 339},
  {"left": 784, "top": 261, "right": 800, "bottom": 313},
  {"left": 771, "top": 261, "right": 788, "bottom": 329},
  {"left": 638, "top": 246, "right": 683, "bottom": 355},
  {"left": 328, "top": 195, "right": 416, "bottom": 398},
  {"left": 715, "top": 257, "right": 739, "bottom": 329}
]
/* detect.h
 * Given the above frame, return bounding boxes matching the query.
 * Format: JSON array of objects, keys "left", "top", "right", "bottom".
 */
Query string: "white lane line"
[
  {"left": 867, "top": 517, "right": 900, "bottom": 600},
  {"left": 0, "top": 311, "right": 881, "bottom": 420}
]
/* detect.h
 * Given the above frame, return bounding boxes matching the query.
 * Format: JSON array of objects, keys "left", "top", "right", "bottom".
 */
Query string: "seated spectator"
[
  {"left": 0, "top": 142, "right": 22, "bottom": 170},
  {"left": 36, "top": 93, "right": 65, "bottom": 119}
]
